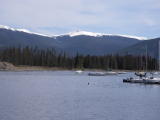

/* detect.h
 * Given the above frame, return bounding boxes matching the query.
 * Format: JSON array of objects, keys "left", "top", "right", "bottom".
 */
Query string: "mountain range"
[{"left": 0, "top": 25, "right": 159, "bottom": 57}]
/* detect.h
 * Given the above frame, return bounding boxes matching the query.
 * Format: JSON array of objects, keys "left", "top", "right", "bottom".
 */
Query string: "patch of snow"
[
  {"left": 17, "top": 29, "right": 31, "bottom": 33},
  {"left": 0, "top": 25, "right": 53, "bottom": 37},
  {"left": 114, "top": 34, "right": 147, "bottom": 40},
  {"left": 0, "top": 25, "right": 15, "bottom": 31},
  {"left": 67, "top": 30, "right": 103, "bottom": 37},
  {"left": 63, "top": 30, "right": 147, "bottom": 40}
]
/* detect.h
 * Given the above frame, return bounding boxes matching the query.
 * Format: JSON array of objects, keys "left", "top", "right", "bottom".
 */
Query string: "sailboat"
[
  {"left": 123, "top": 42, "right": 160, "bottom": 85},
  {"left": 123, "top": 72, "right": 160, "bottom": 84}
]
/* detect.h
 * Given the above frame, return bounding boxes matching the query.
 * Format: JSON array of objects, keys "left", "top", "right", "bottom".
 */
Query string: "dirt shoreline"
[{"left": 1, "top": 65, "right": 128, "bottom": 72}]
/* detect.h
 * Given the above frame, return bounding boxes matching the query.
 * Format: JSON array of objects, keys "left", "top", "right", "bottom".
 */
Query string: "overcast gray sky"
[{"left": 0, "top": 0, "right": 160, "bottom": 38}]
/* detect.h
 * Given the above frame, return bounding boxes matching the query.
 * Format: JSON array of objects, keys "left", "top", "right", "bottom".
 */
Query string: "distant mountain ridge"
[
  {"left": 119, "top": 38, "right": 160, "bottom": 58},
  {"left": 0, "top": 25, "right": 156, "bottom": 56}
]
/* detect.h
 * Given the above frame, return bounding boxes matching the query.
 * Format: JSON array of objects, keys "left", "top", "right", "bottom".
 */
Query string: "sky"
[{"left": 0, "top": 0, "right": 160, "bottom": 38}]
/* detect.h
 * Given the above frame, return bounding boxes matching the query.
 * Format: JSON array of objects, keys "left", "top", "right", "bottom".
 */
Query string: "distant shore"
[
  {"left": 3, "top": 65, "right": 110, "bottom": 72},
  {"left": 1, "top": 64, "right": 125, "bottom": 72},
  {"left": 0, "top": 62, "right": 156, "bottom": 72},
  {"left": 0, "top": 62, "right": 70, "bottom": 71},
  {"left": 14, "top": 65, "right": 70, "bottom": 71}
]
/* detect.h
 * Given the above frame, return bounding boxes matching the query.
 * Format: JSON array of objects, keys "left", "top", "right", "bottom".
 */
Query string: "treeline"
[{"left": 0, "top": 47, "right": 158, "bottom": 70}]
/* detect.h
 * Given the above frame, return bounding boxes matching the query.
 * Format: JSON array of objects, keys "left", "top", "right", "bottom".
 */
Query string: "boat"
[
  {"left": 123, "top": 44, "right": 160, "bottom": 85},
  {"left": 105, "top": 71, "right": 118, "bottom": 75},
  {"left": 152, "top": 72, "right": 160, "bottom": 75},
  {"left": 75, "top": 70, "right": 83, "bottom": 74},
  {"left": 88, "top": 72, "right": 107, "bottom": 76},
  {"left": 118, "top": 72, "right": 127, "bottom": 74},
  {"left": 123, "top": 72, "right": 160, "bottom": 84},
  {"left": 88, "top": 71, "right": 118, "bottom": 76}
]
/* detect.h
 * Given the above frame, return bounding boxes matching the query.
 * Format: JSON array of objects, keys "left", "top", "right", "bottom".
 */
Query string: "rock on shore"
[{"left": 0, "top": 62, "right": 15, "bottom": 70}]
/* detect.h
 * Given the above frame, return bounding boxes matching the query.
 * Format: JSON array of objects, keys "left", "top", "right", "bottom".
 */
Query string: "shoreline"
[
  {"left": 0, "top": 65, "right": 157, "bottom": 72},
  {"left": 0, "top": 62, "right": 157, "bottom": 72}
]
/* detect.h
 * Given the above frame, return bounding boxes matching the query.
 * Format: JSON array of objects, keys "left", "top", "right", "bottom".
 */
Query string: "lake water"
[{"left": 0, "top": 71, "right": 160, "bottom": 120}]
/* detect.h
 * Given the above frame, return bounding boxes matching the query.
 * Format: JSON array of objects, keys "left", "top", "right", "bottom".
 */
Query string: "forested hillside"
[{"left": 0, "top": 47, "right": 158, "bottom": 70}]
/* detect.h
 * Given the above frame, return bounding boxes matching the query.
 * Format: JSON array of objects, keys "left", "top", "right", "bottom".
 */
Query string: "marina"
[{"left": 123, "top": 72, "right": 160, "bottom": 85}]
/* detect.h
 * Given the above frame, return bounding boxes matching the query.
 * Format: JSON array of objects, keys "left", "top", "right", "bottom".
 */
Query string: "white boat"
[{"left": 75, "top": 70, "right": 83, "bottom": 74}]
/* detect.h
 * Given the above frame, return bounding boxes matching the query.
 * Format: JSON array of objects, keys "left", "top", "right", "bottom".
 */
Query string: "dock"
[
  {"left": 88, "top": 72, "right": 118, "bottom": 76},
  {"left": 123, "top": 78, "right": 160, "bottom": 85}
]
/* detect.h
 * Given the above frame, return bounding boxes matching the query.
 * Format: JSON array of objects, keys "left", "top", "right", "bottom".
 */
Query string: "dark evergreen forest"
[{"left": 0, "top": 47, "right": 158, "bottom": 70}]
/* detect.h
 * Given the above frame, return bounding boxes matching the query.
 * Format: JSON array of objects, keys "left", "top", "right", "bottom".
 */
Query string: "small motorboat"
[{"left": 75, "top": 70, "right": 83, "bottom": 74}]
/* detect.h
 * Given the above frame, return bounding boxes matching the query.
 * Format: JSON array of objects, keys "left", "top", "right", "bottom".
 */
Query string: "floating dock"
[
  {"left": 88, "top": 72, "right": 118, "bottom": 76},
  {"left": 88, "top": 72, "right": 107, "bottom": 76},
  {"left": 123, "top": 78, "right": 160, "bottom": 85}
]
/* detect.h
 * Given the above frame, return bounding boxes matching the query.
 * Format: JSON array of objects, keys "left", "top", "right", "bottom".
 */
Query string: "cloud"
[{"left": 0, "top": 0, "right": 160, "bottom": 37}]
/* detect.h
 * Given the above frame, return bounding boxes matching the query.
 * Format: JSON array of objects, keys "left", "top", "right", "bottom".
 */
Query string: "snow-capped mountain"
[
  {"left": 0, "top": 25, "right": 147, "bottom": 40},
  {"left": 0, "top": 25, "right": 151, "bottom": 55},
  {"left": 63, "top": 30, "right": 147, "bottom": 40}
]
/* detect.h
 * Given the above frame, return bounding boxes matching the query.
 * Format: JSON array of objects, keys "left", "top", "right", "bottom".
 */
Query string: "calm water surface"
[{"left": 0, "top": 71, "right": 160, "bottom": 120}]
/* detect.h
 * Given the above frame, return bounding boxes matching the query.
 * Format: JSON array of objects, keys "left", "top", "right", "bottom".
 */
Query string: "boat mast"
[{"left": 145, "top": 45, "right": 148, "bottom": 71}]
